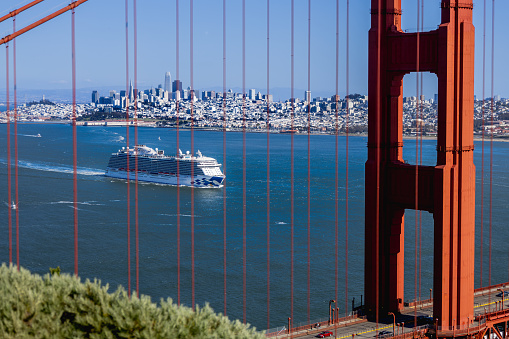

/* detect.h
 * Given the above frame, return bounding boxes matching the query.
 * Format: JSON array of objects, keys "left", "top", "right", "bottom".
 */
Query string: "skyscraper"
[
  {"left": 129, "top": 80, "right": 134, "bottom": 102},
  {"left": 165, "top": 72, "right": 172, "bottom": 93},
  {"left": 92, "top": 90, "right": 99, "bottom": 104},
  {"left": 305, "top": 90, "right": 311, "bottom": 103},
  {"left": 172, "top": 80, "right": 182, "bottom": 93}
]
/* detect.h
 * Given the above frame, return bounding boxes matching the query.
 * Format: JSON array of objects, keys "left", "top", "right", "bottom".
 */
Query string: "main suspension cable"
[{"left": 0, "top": 0, "right": 44, "bottom": 24}]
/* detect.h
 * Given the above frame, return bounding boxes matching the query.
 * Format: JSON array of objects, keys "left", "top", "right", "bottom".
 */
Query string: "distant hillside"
[{"left": 0, "top": 87, "right": 123, "bottom": 105}]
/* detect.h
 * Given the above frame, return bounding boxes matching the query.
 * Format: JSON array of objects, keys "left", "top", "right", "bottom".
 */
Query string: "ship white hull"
[{"left": 105, "top": 168, "right": 224, "bottom": 188}]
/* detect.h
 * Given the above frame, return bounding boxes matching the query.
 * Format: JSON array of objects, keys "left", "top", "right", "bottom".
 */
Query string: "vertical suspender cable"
[
  {"left": 419, "top": 0, "right": 424, "bottom": 304},
  {"left": 222, "top": 0, "right": 227, "bottom": 317},
  {"left": 345, "top": 0, "right": 350, "bottom": 317},
  {"left": 453, "top": 0, "right": 461, "bottom": 314},
  {"left": 6, "top": 45, "right": 12, "bottom": 264},
  {"left": 0, "top": 0, "right": 90, "bottom": 270},
  {"left": 190, "top": 0, "right": 195, "bottom": 311},
  {"left": 290, "top": 0, "right": 295, "bottom": 330},
  {"left": 133, "top": 0, "right": 139, "bottom": 298},
  {"left": 306, "top": 0, "right": 311, "bottom": 325},
  {"left": 124, "top": 0, "right": 131, "bottom": 296},
  {"left": 175, "top": 0, "right": 181, "bottom": 306},
  {"left": 415, "top": 0, "right": 420, "bottom": 327},
  {"left": 266, "top": 0, "right": 271, "bottom": 329},
  {"left": 1, "top": 9, "right": 49, "bottom": 252},
  {"left": 334, "top": 0, "right": 340, "bottom": 333},
  {"left": 13, "top": 18, "right": 19, "bottom": 270},
  {"left": 480, "top": 0, "right": 486, "bottom": 290},
  {"left": 375, "top": 0, "right": 381, "bottom": 329},
  {"left": 242, "top": 0, "right": 248, "bottom": 325},
  {"left": 242, "top": 0, "right": 247, "bottom": 324},
  {"left": 334, "top": 0, "right": 339, "bottom": 326},
  {"left": 71, "top": 8, "right": 78, "bottom": 276},
  {"left": 489, "top": 0, "right": 495, "bottom": 295}
]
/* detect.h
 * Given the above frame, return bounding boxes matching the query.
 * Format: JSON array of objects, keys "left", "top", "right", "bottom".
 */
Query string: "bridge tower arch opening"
[
  {"left": 365, "top": 0, "right": 475, "bottom": 329},
  {"left": 399, "top": 71, "right": 438, "bottom": 305}
]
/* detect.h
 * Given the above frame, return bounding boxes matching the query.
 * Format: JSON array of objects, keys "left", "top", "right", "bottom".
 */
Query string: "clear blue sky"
[{"left": 0, "top": 0, "right": 506, "bottom": 101}]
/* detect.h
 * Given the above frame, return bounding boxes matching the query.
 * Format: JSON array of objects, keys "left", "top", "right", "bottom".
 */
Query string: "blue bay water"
[{"left": 0, "top": 123, "right": 507, "bottom": 330}]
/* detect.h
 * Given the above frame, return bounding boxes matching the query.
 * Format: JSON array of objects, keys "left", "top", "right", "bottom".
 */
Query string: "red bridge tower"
[{"left": 365, "top": 0, "right": 475, "bottom": 329}]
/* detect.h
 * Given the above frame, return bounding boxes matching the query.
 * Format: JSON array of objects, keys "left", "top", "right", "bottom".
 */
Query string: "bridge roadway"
[{"left": 279, "top": 286, "right": 508, "bottom": 339}]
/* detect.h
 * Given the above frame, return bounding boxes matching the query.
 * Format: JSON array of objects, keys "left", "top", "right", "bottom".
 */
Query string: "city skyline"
[{"left": 0, "top": 0, "right": 506, "bottom": 101}]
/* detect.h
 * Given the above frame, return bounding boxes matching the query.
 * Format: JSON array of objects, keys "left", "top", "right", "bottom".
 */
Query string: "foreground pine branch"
[{"left": 0, "top": 264, "right": 263, "bottom": 338}]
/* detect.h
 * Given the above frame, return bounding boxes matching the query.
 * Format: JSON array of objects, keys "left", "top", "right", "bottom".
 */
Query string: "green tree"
[{"left": 0, "top": 264, "right": 263, "bottom": 338}]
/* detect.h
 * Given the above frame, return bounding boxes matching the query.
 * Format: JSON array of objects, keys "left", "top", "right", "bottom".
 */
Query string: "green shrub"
[{"left": 0, "top": 263, "right": 263, "bottom": 338}]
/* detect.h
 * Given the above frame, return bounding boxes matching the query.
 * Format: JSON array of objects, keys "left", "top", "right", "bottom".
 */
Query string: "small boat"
[
  {"left": 11, "top": 202, "right": 16, "bottom": 210},
  {"left": 280, "top": 129, "right": 297, "bottom": 134},
  {"left": 36, "top": 133, "right": 41, "bottom": 137}
]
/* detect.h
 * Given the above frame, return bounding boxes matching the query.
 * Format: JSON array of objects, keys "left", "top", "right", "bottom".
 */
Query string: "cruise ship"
[{"left": 105, "top": 145, "right": 225, "bottom": 188}]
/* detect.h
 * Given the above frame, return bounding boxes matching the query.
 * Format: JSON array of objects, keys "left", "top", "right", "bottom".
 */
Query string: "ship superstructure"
[{"left": 106, "top": 145, "right": 224, "bottom": 188}]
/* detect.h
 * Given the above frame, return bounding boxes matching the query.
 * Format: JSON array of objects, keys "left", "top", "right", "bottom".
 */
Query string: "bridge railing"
[
  {"left": 435, "top": 324, "right": 486, "bottom": 337},
  {"left": 479, "top": 307, "right": 509, "bottom": 322},
  {"left": 436, "top": 323, "right": 483, "bottom": 332},
  {"left": 265, "top": 325, "right": 288, "bottom": 337},
  {"left": 403, "top": 282, "right": 509, "bottom": 310},
  {"left": 265, "top": 311, "right": 365, "bottom": 337},
  {"left": 475, "top": 302, "right": 509, "bottom": 318},
  {"left": 386, "top": 324, "right": 487, "bottom": 339},
  {"left": 403, "top": 298, "right": 433, "bottom": 309},
  {"left": 379, "top": 326, "right": 430, "bottom": 339},
  {"left": 264, "top": 306, "right": 509, "bottom": 338},
  {"left": 474, "top": 282, "right": 509, "bottom": 296}
]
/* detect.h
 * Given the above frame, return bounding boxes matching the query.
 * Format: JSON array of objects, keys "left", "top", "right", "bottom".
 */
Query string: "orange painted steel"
[
  {"left": 0, "top": 0, "right": 45, "bottom": 24},
  {"left": 0, "top": 0, "right": 88, "bottom": 46},
  {"left": 435, "top": 309, "right": 509, "bottom": 338},
  {"left": 365, "top": 0, "right": 475, "bottom": 330}
]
